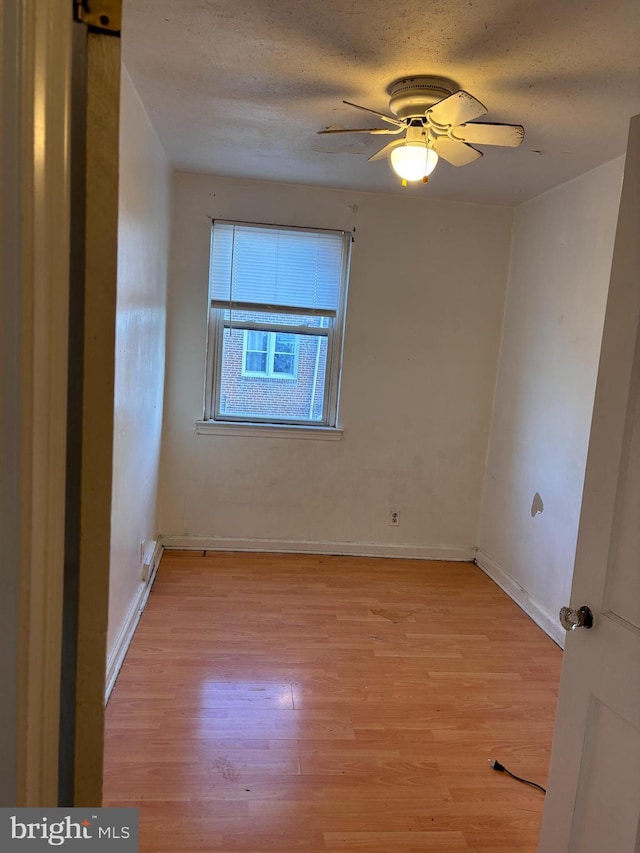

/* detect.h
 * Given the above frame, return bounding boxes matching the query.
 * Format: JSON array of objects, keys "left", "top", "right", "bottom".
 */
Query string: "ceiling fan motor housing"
[{"left": 388, "top": 76, "right": 456, "bottom": 119}]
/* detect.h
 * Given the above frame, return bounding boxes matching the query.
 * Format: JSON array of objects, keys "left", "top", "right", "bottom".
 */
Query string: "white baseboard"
[
  {"left": 475, "top": 549, "right": 564, "bottom": 648},
  {"left": 159, "top": 534, "right": 476, "bottom": 562},
  {"left": 104, "top": 538, "right": 164, "bottom": 703}
]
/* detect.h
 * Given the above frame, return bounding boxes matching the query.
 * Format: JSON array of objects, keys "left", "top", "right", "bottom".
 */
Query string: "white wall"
[
  {"left": 477, "top": 158, "right": 624, "bottom": 642},
  {"left": 107, "top": 70, "right": 171, "bottom": 661},
  {"left": 157, "top": 174, "right": 512, "bottom": 556}
]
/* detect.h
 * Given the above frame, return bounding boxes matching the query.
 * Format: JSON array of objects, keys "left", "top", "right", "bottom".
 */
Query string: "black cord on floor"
[{"left": 489, "top": 759, "right": 547, "bottom": 794}]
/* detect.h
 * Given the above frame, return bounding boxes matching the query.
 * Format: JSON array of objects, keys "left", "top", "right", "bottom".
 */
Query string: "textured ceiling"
[{"left": 122, "top": 0, "right": 640, "bottom": 205}]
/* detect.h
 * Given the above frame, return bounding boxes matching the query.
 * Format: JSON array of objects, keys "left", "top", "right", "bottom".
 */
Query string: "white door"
[{"left": 538, "top": 114, "right": 640, "bottom": 852}]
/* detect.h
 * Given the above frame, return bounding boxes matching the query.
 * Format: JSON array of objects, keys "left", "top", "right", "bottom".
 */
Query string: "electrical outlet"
[{"left": 389, "top": 510, "right": 400, "bottom": 526}]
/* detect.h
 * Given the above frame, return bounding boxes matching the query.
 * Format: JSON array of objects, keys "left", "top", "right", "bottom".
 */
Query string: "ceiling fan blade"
[
  {"left": 453, "top": 122, "right": 525, "bottom": 147},
  {"left": 318, "top": 127, "right": 403, "bottom": 135},
  {"left": 367, "top": 139, "right": 406, "bottom": 162},
  {"left": 431, "top": 136, "right": 483, "bottom": 167},
  {"left": 342, "top": 100, "right": 404, "bottom": 127},
  {"left": 427, "top": 90, "right": 487, "bottom": 127}
]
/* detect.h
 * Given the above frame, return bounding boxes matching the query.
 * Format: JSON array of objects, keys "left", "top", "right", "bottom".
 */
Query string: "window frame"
[{"left": 203, "top": 221, "right": 351, "bottom": 430}]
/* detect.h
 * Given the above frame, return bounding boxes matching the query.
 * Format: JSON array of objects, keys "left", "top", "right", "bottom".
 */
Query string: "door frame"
[
  {"left": 0, "top": 0, "right": 71, "bottom": 806},
  {"left": 0, "top": 0, "right": 120, "bottom": 807}
]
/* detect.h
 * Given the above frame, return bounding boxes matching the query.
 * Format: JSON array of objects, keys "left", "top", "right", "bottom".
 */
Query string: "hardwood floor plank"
[
  {"left": 104, "top": 551, "right": 561, "bottom": 851},
  {"left": 323, "top": 831, "right": 467, "bottom": 850}
]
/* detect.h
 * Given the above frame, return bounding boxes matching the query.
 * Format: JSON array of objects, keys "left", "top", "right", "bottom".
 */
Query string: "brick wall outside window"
[{"left": 220, "top": 326, "right": 327, "bottom": 421}]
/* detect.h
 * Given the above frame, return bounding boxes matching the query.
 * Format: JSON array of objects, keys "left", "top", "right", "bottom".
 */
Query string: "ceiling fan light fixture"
[{"left": 389, "top": 143, "right": 439, "bottom": 182}]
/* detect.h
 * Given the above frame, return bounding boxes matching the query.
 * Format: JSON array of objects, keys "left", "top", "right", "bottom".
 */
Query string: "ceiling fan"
[{"left": 318, "top": 76, "right": 524, "bottom": 184}]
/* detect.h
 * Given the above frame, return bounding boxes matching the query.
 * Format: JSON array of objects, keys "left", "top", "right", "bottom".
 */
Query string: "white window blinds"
[{"left": 209, "top": 221, "right": 347, "bottom": 315}]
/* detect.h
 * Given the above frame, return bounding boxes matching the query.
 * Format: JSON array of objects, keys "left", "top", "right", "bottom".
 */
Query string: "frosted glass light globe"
[{"left": 390, "top": 144, "right": 439, "bottom": 181}]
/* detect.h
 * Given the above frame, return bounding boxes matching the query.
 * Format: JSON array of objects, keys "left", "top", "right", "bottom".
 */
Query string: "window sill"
[{"left": 195, "top": 420, "right": 343, "bottom": 440}]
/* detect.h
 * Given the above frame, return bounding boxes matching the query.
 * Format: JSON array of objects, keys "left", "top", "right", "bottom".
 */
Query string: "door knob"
[{"left": 559, "top": 605, "right": 594, "bottom": 631}]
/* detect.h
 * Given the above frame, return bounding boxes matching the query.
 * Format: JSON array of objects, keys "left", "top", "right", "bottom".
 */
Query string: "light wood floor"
[{"left": 103, "top": 551, "right": 562, "bottom": 852}]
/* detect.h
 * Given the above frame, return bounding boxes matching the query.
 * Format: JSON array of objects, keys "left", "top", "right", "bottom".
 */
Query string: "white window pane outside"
[
  {"left": 272, "top": 333, "right": 296, "bottom": 376},
  {"left": 241, "top": 329, "right": 299, "bottom": 379}
]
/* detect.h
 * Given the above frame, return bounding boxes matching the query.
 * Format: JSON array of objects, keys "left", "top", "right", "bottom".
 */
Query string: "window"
[
  {"left": 204, "top": 221, "right": 351, "bottom": 427},
  {"left": 242, "top": 331, "right": 299, "bottom": 379}
]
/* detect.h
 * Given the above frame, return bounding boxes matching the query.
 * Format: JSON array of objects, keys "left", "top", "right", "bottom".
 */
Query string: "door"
[{"left": 538, "top": 114, "right": 640, "bottom": 851}]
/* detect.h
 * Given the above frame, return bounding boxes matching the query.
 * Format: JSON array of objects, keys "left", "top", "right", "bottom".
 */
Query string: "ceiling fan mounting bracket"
[{"left": 387, "top": 76, "right": 457, "bottom": 119}]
